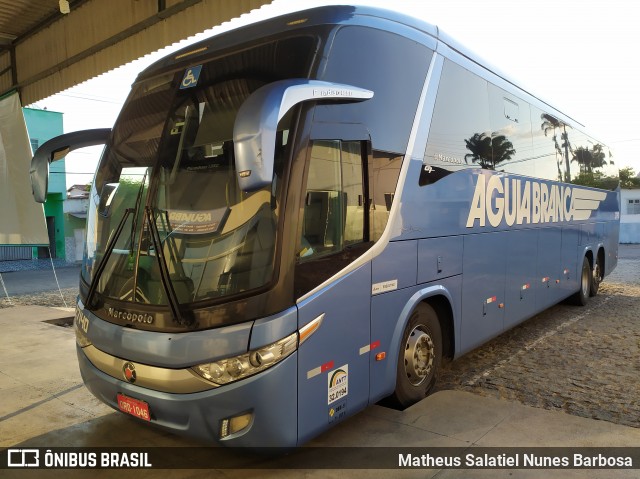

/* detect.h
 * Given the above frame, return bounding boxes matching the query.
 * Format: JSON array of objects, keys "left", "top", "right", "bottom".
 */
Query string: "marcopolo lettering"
[
  {"left": 313, "top": 88, "right": 354, "bottom": 97},
  {"left": 108, "top": 308, "right": 154, "bottom": 324},
  {"left": 466, "top": 175, "right": 607, "bottom": 228}
]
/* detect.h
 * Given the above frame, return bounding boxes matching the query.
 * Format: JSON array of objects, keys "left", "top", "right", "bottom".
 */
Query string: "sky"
[{"left": 29, "top": 0, "right": 640, "bottom": 188}]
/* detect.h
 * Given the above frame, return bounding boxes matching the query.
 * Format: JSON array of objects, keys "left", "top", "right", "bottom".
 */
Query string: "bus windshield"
[{"left": 83, "top": 72, "right": 287, "bottom": 307}]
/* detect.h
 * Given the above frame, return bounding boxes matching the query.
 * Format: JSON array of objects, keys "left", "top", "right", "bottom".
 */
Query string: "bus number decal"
[{"left": 327, "top": 364, "right": 348, "bottom": 405}]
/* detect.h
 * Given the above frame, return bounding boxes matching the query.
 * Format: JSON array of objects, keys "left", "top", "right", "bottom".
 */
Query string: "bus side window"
[{"left": 421, "top": 59, "right": 490, "bottom": 186}]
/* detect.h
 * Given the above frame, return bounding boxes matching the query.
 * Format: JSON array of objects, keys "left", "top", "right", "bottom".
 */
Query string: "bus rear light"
[
  {"left": 220, "top": 412, "right": 253, "bottom": 439},
  {"left": 193, "top": 332, "right": 297, "bottom": 385}
]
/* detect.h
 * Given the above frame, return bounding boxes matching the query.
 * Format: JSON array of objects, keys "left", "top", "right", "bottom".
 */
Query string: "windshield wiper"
[
  {"left": 129, "top": 169, "right": 149, "bottom": 301},
  {"left": 86, "top": 208, "right": 134, "bottom": 308},
  {"left": 129, "top": 168, "right": 148, "bottom": 256},
  {"left": 144, "top": 206, "right": 192, "bottom": 327}
]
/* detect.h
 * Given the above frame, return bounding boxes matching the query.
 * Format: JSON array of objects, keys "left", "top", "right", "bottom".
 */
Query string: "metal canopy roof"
[
  {"left": 0, "top": 0, "right": 68, "bottom": 46},
  {"left": 0, "top": 0, "right": 272, "bottom": 105}
]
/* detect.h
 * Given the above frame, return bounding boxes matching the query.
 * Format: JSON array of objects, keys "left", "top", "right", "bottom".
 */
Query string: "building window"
[
  {"left": 628, "top": 199, "right": 640, "bottom": 215},
  {"left": 30, "top": 138, "right": 39, "bottom": 152}
]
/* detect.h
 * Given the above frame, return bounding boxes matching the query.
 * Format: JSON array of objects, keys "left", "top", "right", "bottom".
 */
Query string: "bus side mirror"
[
  {"left": 233, "top": 79, "right": 373, "bottom": 192},
  {"left": 31, "top": 128, "right": 111, "bottom": 203}
]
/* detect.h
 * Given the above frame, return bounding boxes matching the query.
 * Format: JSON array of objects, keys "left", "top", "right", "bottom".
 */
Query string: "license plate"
[{"left": 117, "top": 393, "right": 150, "bottom": 421}]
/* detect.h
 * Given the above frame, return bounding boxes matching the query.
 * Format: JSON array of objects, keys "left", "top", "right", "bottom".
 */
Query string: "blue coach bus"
[{"left": 31, "top": 5, "right": 620, "bottom": 448}]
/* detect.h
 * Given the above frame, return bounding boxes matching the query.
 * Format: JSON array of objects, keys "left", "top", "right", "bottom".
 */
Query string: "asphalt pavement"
[{"left": 0, "top": 265, "right": 80, "bottom": 296}]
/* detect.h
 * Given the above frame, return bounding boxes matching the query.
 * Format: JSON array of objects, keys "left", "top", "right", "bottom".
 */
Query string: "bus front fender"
[{"left": 370, "top": 282, "right": 458, "bottom": 404}]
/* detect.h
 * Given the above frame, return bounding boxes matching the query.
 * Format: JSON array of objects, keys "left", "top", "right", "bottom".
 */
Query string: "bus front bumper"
[{"left": 77, "top": 345, "right": 298, "bottom": 448}]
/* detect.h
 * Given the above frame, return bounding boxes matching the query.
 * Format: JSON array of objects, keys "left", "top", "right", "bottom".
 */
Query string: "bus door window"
[
  {"left": 299, "top": 140, "right": 366, "bottom": 259},
  {"left": 295, "top": 140, "right": 369, "bottom": 297}
]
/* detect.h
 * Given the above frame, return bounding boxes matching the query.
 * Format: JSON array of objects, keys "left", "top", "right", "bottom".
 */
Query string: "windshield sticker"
[
  {"left": 180, "top": 65, "right": 202, "bottom": 90},
  {"left": 327, "top": 364, "right": 348, "bottom": 405},
  {"left": 166, "top": 207, "right": 229, "bottom": 234},
  {"left": 170, "top": 121, "right": 185, "bottom": 135}
]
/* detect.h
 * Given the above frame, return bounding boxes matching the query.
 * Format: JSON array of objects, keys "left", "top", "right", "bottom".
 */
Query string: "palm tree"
[
  {"left": 541, "top": 114, "right": 572, "bottom": 182},
  {"left": 464, "top": 132, "right": 515, "bottom": 170},
  {"left": 572, "top": 144, "right": 608, "bottom": 174}
]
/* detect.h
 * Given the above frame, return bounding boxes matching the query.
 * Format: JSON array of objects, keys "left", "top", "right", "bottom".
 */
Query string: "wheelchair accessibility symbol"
[{"left": 180, "top": 65, "right": 202, "bottom": 89}]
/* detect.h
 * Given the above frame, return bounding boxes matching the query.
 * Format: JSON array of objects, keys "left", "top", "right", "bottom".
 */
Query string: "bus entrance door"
[{"left": 295, "top": 263, "right": 372, "bottom": 445}]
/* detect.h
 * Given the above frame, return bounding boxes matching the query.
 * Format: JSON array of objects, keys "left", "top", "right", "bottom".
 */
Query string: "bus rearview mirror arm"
[
  {"left": 30, "top": 128, "right": 111, "bottom": 203},
  {"left": 233, "top": 79, "right": 373, "bottom": 192}
]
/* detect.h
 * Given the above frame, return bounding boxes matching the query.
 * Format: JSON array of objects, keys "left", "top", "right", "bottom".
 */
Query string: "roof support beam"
[
  {"left": 15, "top": 0, "right": 203, "bottom": 93},
  {"left": 0, "top": 0, "right": 272, "bottom": 105}
]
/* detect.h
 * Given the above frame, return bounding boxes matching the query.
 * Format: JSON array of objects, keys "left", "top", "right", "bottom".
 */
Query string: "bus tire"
[
  {"left": 569, "top": 256, "right": 591, "bottom": 306},
  {"left": 589, "top": 253, "right": 603, "bottom": 297},
  {"left": 391, "top": 303, "right": 442, "bottom": 409}
]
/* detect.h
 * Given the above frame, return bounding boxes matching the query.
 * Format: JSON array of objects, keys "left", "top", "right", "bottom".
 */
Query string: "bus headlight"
[{"left": 193, "top": 332, "right": 297, "bottom": 385}]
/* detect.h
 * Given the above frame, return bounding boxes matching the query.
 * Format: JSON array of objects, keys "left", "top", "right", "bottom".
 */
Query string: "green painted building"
[{"left": 23, "top": 107, "right": 65, "bottom": 259}]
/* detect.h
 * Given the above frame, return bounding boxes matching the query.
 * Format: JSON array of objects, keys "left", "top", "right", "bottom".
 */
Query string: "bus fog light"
[
  {"left": 193, "top": 332, "right": 297, "bottom": 385},
  {"left": 220, "top": 412, "right": 253, "bottom": 439}
]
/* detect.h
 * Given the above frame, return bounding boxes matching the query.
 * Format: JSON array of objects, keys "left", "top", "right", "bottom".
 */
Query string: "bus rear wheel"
[
  {"left": 569, "top": 256, "right": 591, "bottom": 306},
  {"left": 391, "top": 303, "right": 442, "bottom": 409},
  {"left": 589, "top": 253, "right": 603, "bottom": 297}
]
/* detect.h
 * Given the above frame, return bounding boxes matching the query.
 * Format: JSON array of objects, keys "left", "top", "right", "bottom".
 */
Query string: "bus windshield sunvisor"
[{"left": 233, "top": 79, "right": 373, "bottom": 191}]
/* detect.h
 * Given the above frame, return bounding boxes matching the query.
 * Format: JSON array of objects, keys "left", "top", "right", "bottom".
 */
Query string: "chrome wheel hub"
[{"left": 404, "top": 326, "right": 434, "bottom": 386}]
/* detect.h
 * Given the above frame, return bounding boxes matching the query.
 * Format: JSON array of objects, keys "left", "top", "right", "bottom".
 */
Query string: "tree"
[
  {"left": 540, "top": 114, "right": 576, "bottom": 182},
  {"left": 571, "top": 166, "right": 638, "bottom": 191},
  {"left": 541, "top": 114, "right": 567, "bottom": 182},
  {"left": 619, "top": 167, "right": 640, "bottom": 188},
  {"left": 464, "top": 132, "right": 516, "bottom": 170}
]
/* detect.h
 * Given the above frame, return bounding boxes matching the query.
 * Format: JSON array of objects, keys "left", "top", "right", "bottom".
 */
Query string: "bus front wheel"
[{"left": 391, "top": 303, "right": 442, "bottom": 409}]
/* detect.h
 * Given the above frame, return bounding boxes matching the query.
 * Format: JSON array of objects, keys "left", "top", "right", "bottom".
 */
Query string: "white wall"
[{"left": 620, "top": 189, "right": 640, "bottom": 243}]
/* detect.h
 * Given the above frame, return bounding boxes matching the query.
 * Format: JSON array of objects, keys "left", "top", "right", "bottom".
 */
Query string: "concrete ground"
[
  {"left": 1, "top": 305, "right": 639, "bottom": 478},
  {"left": 0, "top": 266, "right": 80, "bottom": 296}
]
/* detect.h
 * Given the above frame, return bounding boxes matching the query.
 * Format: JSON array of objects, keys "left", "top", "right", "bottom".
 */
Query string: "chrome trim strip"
[
  {"left": 296, "top": 52, "right": 443, "bottom": 304},
  {"left": 298, "top": 313, "right": 325, "bottom": 345},
  {"left": 81, "top": 345, "right": 217, "bottom": 394}
]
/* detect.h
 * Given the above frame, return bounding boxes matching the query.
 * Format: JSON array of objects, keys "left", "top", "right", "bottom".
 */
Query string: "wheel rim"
[
  {"left": 581, "top": 262, "right": 590, "bottom": 297},
  {"left": 404, "top": 325, "right": 434, "bottom": 386}
]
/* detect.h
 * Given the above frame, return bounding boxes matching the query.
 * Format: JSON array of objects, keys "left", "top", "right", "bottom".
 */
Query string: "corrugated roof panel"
[
  {"left": 0, "top": 51, "right": 10, "bottom": 93},
  {"left": 18, "top": 0, "right": 273, "bottom": 105},
  {"left": 16, "top": 0, "right": 157, "bottom": 81},
  {"left": 0, "top": 0, "right": 58, "bottom": 39},
  {"left": 0, "top": 51, "right": 8, "bottom": 70}
]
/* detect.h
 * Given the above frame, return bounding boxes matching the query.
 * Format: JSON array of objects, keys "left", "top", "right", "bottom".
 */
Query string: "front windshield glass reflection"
[{"left": 83, "top": 73, "right": 287, "bottom": 306}]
